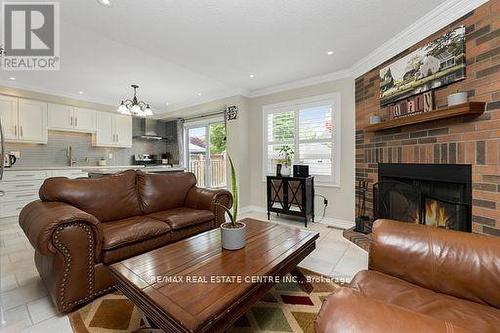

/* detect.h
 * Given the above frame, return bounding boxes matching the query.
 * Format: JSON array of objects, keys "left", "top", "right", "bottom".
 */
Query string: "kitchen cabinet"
[
  {"left": 17, "top": 100, "right": 48, "bottom": 143},
  {"left": 73, "top": 108, "right": 96, "bottom": 132},
  {"left": 0, "top": 95, "right": 18, "bottom": 140},
  {"left": 0, "top": 169, "right": 88, "bottom": 219},
  {"left": 0, "top": 97, "right": 48, "bottom": 144},
  {"left": 48, "top": 104, "right": 96, "bottom": 133},
  {"left": 94, "top": 112, "right": 132, "bottom": 148}
]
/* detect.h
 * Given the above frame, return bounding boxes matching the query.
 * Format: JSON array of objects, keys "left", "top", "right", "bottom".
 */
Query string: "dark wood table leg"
[{"left": 291, "top": 267, "right": 313, "bottom": 293}]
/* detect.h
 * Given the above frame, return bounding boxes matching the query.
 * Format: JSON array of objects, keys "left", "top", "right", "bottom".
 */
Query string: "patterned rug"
[{"left": 69, "top": 268, "right": 343, "bottom": 333}]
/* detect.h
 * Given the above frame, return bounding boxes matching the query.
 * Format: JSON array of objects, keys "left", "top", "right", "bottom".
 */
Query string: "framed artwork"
[{"left": 379, "top": 26, "right": 466, "bottom": 106}]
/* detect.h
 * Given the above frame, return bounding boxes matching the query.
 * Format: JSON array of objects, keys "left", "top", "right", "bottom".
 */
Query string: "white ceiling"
[{"left": 0, "top": 0, "right": 449, "bottom": 114}]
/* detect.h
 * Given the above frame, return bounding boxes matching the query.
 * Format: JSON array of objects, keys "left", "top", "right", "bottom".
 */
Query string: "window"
[
  {"left": 184, "top": 117, "right": 227, "bottom": 189},
  {"left": 263, "top": 93, "right": 341, "bottom": 185}
]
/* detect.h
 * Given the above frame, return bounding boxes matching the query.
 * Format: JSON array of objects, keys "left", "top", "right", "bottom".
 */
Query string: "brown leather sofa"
[
  {"left": 19, "top": 170, "right": 232, "bottom": 313},
  {"left": 315, "top": 219, "right": 500, "bottom": 333}
]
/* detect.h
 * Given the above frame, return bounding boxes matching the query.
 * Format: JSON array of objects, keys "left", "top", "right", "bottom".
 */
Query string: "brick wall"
[{"left": 355, "top": 0, "right": 500, "bottom": 237}]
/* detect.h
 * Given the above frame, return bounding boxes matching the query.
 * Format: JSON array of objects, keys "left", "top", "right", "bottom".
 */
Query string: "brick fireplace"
[{"left": 355, "top": 0, "right": 500, "bottom": 237}]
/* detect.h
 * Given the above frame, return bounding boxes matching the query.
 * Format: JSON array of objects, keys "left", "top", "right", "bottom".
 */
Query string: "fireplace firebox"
[{"left": 373, "top": 163, "right": 472, "bottom": 232}]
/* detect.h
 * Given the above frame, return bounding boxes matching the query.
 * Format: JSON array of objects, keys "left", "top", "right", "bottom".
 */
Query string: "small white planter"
[
  {"left": 281, "top": 165, "right": 291, "bottom": 177},
  {"left": 220, "top": 222, "right": 246, "bottom": 250}
]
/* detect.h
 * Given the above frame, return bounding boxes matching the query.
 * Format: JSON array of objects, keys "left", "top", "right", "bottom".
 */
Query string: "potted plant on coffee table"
[{"left": 218, "top": 155, "right": 246, "bottom": 250}]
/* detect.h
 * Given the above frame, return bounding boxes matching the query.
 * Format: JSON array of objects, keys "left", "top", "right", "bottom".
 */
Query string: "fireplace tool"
[{"left": 355, "top": 180, "right": 370, "bottom": 233}]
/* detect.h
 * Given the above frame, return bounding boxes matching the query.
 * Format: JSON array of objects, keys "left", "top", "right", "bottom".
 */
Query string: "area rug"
[{"left": 69, "top": 268, "right": 343, "bottom": 333}]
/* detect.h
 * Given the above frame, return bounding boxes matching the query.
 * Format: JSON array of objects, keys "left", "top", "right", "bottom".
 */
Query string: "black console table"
[{"left": 266, "top": 175, "right": 315, "bottom": 227}]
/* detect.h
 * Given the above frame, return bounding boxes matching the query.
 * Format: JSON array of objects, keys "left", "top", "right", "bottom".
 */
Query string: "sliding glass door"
[{"left": 185, "top": 120, "right": 227, "bottom": 189}]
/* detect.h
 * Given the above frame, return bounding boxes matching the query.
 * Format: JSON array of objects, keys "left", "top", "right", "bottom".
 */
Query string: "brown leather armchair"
[
  {"left": 19, "top": 170, "right": 232, "bottom": 313},
  {"left": 315, "top": 219, "right": 500, "bottom": 333}
]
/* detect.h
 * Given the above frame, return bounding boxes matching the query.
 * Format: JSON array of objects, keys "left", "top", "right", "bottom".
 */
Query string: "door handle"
[
  {"left": 70, "top": 116, "right": 73, "bottom": 126},
  {"left": 75, "top": 117, "right": 78, "bottom": 127},
  {"left": 20, "top": 126, "right": 23, "bottom": 137},
  {"left": 14, "top": 125, "right": 17, "bottom": 136}
]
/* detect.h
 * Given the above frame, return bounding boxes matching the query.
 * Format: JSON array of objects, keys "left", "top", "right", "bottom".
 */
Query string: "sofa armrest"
[
  {"left": 315, "top": 288, "right": 469, "bottom": 333},
  {"left": 370, "top": 219, "right": 500, "bottom": 308},
  {"left": 19, "top": 200, "right": 102, "bottom": 256},
  {"left": 185, "top": 187, "right": 233, "bottom": 227}
]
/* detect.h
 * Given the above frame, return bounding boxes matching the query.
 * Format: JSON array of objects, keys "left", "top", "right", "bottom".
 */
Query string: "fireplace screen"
[
  {"left": 374, "top": 180, "right": 471, "bottom": 232},
  {"left": 422, "top": 195, "right": 469, "bottom": 230}
]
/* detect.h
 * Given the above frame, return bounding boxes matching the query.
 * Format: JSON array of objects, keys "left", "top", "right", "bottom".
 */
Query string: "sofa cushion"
[
  {"left": 350, "top": 270, "right": 500, "bottom": 333},
  {"left": 39, "top": 170, "right": 142, "bottom": 222},
  {"left": 148, "top": 208, "right": 215, "bottom": 230},
  {"left": 101, "top": 216, "right": 171, "bottom": 250},
  {"left": 137, "top": 171, "right": 197, "bottom": 214}
]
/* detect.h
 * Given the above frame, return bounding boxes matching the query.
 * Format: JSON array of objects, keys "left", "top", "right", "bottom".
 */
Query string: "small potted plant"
[
  {"left": 278, "top": 145, "right": 294, "bottom": 177},
  {"left": 218, "top": 155, "right": 246, "bottom": 250}
]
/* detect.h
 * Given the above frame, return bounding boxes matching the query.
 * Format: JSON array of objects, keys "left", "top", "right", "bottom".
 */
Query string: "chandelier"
[{"left": 117, "top": 84, "right": 153, "bottom": 116}]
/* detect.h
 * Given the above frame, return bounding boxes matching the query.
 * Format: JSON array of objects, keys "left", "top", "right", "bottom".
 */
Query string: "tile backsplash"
[{"left": 5, "top": 130, "right": 176, "bottom": 168}]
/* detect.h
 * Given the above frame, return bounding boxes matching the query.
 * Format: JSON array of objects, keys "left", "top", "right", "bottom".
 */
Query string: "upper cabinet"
[
  {"left": 48, "top": 104, "right": 96, "bottom": 133},
  {"left": 94, "top": 113, "right": 132, "bottom": 148},
  {"left": 0, "top": 96, "right": 48, "bottom": 144}
]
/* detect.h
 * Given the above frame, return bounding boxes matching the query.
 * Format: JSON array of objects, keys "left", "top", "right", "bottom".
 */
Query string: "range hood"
[{"left": 132, "top": 118, "right": 166, "bottom": 140}]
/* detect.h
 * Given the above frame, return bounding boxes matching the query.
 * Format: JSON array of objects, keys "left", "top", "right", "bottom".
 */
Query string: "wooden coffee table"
[{"left": 109, "top": 218, "right": 319, "bottom": 333}]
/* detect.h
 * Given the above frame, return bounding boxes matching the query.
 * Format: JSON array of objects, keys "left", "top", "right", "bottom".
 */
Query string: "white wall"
[
  {"left": 247, "top": 78, "right": 355, "bottom": 224},
  {"left": 165, "top": 96, "right": 251, "bottom": 209},
  {"left": 169, "top": 77, "right": 355, "bottom": 225}
]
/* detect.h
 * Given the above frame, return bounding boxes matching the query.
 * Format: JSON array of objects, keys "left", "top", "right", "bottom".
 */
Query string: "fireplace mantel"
[{"left": 365, "top": 102, "right": 485, "bottom": 132}]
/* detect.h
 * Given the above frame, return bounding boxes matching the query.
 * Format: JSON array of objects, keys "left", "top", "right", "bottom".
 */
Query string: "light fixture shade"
[
  {"left": 144, "top": 105, "right": 153, "bottom": 116},
  {"left": 118, "top": 102, "right": 128, "bottom": 114},
  {"left": 131, "top": 104, "right": 141, "bottom": 114}
]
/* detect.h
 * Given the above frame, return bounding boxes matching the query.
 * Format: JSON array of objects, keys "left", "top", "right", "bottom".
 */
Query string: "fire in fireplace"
[{"left": 374, "top": 163, "right": 472, "bottom": 232}]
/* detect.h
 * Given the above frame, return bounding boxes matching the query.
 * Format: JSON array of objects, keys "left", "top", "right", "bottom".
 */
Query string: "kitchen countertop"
[
  {"left": 85, "top": 166, "right": 186, "bottom": 174},
  {"left": 4, "top": 165, "right": 185, "bottom": 172}
]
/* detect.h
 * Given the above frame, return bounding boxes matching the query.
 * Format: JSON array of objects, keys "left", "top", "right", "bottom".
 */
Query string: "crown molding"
[
  {"left": 247, "top": 69, "right": 353, "bottom": 98},
  {"left": 350, "top": 0, "right": 489, "bottom": 78},
  {"left": 164, "top": 87, "right": 250, "bottom": 113}
]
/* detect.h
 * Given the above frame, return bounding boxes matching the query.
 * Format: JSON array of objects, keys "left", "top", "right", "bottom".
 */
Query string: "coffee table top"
[{"left": 110, "top": 218, "right": 319, "bottom": 332}]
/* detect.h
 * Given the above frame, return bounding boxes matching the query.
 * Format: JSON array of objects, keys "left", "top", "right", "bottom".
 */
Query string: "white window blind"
[{"left": 263, "top": 93, "right": 341, "bottom": 185}]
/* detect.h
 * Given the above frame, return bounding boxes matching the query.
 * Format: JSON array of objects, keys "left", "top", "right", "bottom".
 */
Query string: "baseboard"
[
  {"left": 239, "top": 206, "right": 355, "bottom": 229},
  {"left": 319, "top": 217, "right": 355, "bottom": 230}
]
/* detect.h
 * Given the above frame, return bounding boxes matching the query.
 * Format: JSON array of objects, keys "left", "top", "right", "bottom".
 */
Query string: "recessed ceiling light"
[
  {"left": 96, "top": 0, "right": 112, "bottom": 7},
  {"left": 327, "top": 50, "right": 334, "bottom": 56},
  {"left": 78, "top": 91, "right": 84, "bottom": 95},
  {"left": 249, "top": 74, "right": 255, "bottom": 78},
  {"left": 197, "top": 92, "right": 202, "bottom": 96},
  {"left": 165, "top": 102, "right": 169, "bottom": 106},
  {"left": 8, "top": 77, "right": 16, "bottom": 80}
]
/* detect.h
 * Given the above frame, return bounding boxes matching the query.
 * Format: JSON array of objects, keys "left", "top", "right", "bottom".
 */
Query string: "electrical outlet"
[{"left": 108, "top": 153, "right": 113, "bottom": 159}]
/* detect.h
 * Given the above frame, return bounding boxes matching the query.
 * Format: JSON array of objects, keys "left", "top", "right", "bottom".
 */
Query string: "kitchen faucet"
[{"left": 66, "top": 145, "right": 77, "bottom": 166}]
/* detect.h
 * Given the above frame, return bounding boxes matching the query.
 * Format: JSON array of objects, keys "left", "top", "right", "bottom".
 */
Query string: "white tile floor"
[{"left": 0, "top": 211, "right": 368, "bottom": 332}]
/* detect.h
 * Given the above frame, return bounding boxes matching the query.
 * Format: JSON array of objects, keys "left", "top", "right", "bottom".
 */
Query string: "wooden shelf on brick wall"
[{"left": 365, "top": 102, "right": 486, "bottom": 132}]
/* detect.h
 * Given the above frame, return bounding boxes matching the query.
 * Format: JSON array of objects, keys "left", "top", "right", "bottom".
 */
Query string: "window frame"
[{"left": 262, "top": 92, "right": 341, "bottom": 186}]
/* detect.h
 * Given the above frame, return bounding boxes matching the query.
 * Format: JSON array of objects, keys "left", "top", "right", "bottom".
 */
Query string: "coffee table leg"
[{"left": 291, "top": 268, "right": 314, "bottom": 293}]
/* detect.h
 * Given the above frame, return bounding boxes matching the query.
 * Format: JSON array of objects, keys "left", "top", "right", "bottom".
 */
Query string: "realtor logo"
[{"left": 1, "top": 2, "right": 60, "bottom": 70}]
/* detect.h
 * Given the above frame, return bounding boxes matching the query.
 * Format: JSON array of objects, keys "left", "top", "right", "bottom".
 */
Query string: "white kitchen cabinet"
[
  {"left": 0, "top": 169, "right": 87, "bottom": 219},
  {"left": 114, "top": 115, "right": 132, "bottom": 147},
  {"left": 73, "top": 108, "right": 96, "bottom": 132},
  {"left": 17, "top": 100, "right": 48, "bottom": 143},
  {"left": 0, "top": 97, "right": 48, "bottom": 144},
  {"left": 48, "top": 104, "right": 96, "bottom": 133},
  {"left": 94, "top": 113, "right": 132, "bottom": 148},
  {"left": 0, "top": 95, "right": 18, "bottom": 140}
]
